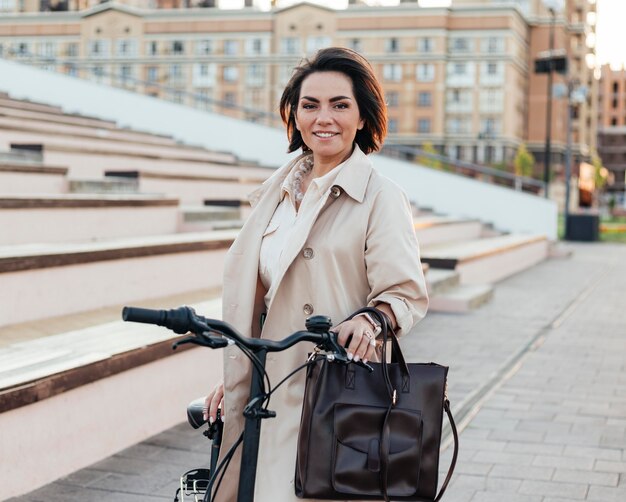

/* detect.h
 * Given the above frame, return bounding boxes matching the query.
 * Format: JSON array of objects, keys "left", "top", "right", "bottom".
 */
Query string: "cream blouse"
[{"left": 259, "top": 153, "right": 349, "bottom": 309}]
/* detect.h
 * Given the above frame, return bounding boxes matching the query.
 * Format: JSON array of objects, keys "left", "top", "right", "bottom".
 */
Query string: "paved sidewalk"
[{"left": 10, "top": 242, "right": 626, "bottom": 501}]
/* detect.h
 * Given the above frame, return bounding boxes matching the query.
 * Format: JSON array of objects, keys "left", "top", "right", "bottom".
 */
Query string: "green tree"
[
  {"left": 417, "top": 142, "right": 443, "bottom": 170},
  {"left": 513, "top": 143, "right": 535, "bottom": 178},
  {"left": 591, "top": 150, "right": 608, "bottom": 190}
]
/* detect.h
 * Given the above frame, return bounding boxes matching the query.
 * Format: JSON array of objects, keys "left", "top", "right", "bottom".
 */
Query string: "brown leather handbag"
[{"left": 295, "top": 308, "right": 458, "bottom": 501}]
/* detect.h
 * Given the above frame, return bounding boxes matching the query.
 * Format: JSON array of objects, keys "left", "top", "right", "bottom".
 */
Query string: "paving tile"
[
  {"left": 518, "top": 479, "right": 588, "bottom": 499},
  {"left": 553, "top": 468, "right": 619, "bottom": 487},
  {"left": 471, "top": 451, "right": 535, "bottom": 466},
  {"left": 594, "top": 459, "right": 626, "bottom": 473},
  {"left": 469, "top": 491, "right": 542, "bottom": 502},
  {"left": 532, "top": 454, "right": 595, "bottom": 470},
  {"left": 586, "top": 485, "right": 626, "bottom": 502},
  {"left": 489, "top": 464, "right": 554, "bottom": 481}
]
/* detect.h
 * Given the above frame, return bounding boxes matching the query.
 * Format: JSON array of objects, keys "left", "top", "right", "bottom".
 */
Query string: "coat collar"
[{"left": 247, "top": 144, "right": 372, "bottom": 208}]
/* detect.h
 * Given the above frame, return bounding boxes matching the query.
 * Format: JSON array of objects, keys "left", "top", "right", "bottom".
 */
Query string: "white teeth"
[{"left": 315, "top": 132, "right": 335, "bottom": 138}]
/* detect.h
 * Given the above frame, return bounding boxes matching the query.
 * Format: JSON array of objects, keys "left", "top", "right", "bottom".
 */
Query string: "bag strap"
[{"left": 434, "top": 399, "right": 459, "bottom": 502}]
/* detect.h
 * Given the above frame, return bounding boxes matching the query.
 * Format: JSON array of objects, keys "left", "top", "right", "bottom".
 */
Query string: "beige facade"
[{"left": 0, "top": 0, "right": 598, "bottom": 170}]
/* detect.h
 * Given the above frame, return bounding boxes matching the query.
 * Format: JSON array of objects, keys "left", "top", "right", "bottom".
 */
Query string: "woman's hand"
[
  {"left": 203, "top": 380, "right": 224, "bottom": 423},
  {"left": 331, "top": 318, "right": 378, "bottom": 364}
]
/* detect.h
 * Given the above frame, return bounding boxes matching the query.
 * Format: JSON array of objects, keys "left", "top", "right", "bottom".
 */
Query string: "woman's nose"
[{"left": 315, "top": 107, "right": 332, "bottom": 124}]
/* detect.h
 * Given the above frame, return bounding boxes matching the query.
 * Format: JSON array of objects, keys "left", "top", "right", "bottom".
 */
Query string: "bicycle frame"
[{"left": 122, "top": 305, "right": 368, "bottom": 502}]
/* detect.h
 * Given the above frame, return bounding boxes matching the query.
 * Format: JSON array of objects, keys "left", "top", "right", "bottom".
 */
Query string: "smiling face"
[{"left": 294, "top": 71, "right": 364, "bottom": 171}]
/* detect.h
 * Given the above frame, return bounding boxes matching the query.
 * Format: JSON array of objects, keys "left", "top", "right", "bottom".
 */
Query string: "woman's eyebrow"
[{"left": 300, "top": 95, "right": 352, "bottom": 102}]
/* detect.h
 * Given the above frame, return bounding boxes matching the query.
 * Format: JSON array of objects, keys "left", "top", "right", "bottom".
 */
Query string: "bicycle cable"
[{"left": 203, "top": 431, "right": 244, "bottom": 502}]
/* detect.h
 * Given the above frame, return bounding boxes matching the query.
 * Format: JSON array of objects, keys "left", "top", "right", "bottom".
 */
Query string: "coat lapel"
[{"left": 265, "top": 146, "right": 373, "bottom": 312}]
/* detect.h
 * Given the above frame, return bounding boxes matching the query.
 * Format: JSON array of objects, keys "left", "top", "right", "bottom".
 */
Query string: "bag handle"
[{"left": 345, "top": 307, "right": 459, "bottom": 502}]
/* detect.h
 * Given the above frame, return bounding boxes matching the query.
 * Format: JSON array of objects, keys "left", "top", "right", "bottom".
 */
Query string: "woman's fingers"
[
  {"left": 332, "top": 320, "right": 377, "bottom": 363},
  {"left": 203, "top": 381, "right": 224, "bottom": 423}
]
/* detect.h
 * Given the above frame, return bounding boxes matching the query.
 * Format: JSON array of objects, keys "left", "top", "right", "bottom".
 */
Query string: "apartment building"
[
  {"left": 0, "top": 0, "right": 598, "bottom": 171},
  {"left": 597, "top": 64, "right": 626, "bottom": 200}
]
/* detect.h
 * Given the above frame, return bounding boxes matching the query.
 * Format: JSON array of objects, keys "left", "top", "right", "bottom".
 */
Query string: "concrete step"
[
  {"left": 105, "top": 169, "right": 261, "bottom": 205},
  {"left": 421, "top": 234, "right": 549, "bottom": 285},
  {"left": 0, "top": 297, "right": 222, "bottom": 390},
  {"left": 425, "top": 268, "right": 460, "bottom": 297},
  {"left": 0, "top": 162, "right": 68, "bottom": 194},
  {"left": 429, "top": 283, "right": 494, "bottom": 313},
  {"left": 414, "top": 216, "right": 484, "bottom": 246},
  {"left": 0, "top": 194, "right": 179, "bottom": 245},
  {"left": 68, "top": 177, "right": 139, "bottom": 194},
  {"left": 0, "top": 297, "right": 223, "bottom": 500},
  {"left": 180, "top": 206, "right": 243, "bottom": 232},
  {"left": 0, "top": 230, "right": 236, "bottom": 327}
]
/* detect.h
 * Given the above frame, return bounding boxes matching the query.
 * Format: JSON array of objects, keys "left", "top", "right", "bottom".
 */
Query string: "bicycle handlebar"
[{"left": 122, "top": 306, "right": 362, "bottom": 368}]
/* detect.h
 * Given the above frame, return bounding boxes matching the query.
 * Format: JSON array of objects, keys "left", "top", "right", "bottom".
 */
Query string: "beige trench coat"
[{"left": 216, "top": 145, "right": 428, "bottom": 502}]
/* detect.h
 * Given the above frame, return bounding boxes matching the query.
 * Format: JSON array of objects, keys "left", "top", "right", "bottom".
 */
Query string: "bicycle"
[{"left": 122, "top": 305, "right": 370, "bottom": 502}]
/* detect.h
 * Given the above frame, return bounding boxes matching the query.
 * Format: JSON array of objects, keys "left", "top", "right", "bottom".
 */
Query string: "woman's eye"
[
  {"left": 334, "top": 103, "right": 349, "bottom": 109},
  {"left": 302, "top": 103, "right": 316, "bottom": 110}
]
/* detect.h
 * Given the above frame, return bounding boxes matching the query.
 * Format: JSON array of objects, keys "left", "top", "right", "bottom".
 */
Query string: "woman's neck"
[{"left": 310, "top": 147, "right": 354, "bottom": 178}]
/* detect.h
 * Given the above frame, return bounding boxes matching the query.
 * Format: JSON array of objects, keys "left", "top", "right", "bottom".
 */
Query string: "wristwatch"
[{"left": 354, "top": 312, "right": 382, "bottom": 337}]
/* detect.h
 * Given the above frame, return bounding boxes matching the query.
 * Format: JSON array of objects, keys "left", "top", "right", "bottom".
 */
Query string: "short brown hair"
[{"left": 279, "top": 47, "right": 387, "bottom": 155}]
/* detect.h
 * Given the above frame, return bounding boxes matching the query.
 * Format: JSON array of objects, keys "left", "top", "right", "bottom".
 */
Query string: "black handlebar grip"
[{"left": 122, "top": 306, "right": 165, "bottom": 325}]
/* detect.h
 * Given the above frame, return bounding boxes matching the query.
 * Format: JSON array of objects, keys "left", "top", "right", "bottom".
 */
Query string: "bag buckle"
[{"left": 392, "top": 389, "right": 397, "bottom": 406}]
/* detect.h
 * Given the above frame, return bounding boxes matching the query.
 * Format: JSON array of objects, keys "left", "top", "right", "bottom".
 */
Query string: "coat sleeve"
[{"left": 364, "top": 179, "right": 428, "bottom": 336}]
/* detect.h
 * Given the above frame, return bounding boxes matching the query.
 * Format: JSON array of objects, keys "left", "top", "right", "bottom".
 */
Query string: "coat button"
[
  {"left": 330, "top": 186, "right": 342, "bottom": 199},
  {"left": 303, "top": 303, "right": 314, "bottom": 315},
  {"left": 303, "top": 247, "right": 314, "bottom": 259}
]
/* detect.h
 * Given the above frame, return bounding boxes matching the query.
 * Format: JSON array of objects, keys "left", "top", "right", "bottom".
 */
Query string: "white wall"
[{"left": 0, "top": 59, "right": 557, "bottom": 238}]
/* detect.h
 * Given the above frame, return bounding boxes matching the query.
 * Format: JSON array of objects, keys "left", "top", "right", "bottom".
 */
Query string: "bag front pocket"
[{"left": 332, "top": 403, "right": 423, "bottom": 497}]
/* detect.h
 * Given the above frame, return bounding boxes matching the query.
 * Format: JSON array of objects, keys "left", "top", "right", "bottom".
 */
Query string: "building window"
[
  {"left": 147, "top": 41, "right": 158, "bottom": 56},
  {"left": 386, "top": 37, "right": 399, "bottom": 53},
  {"left": 223, "top": 65, "right": 239, "bottom": 82},
  {"left": 418, "top": 37, "right": 433, "bottom": 53},
  {"left": 224, "top": 40, "right": 239, "bottom": 55},
  {"left": 116, "top": 39, "right": 137, "bottom": 57},
  {"left": 224, "top": 92, "right": 236, "bottom": 108},
  {"left": 387, "top": 91, "right": 399, "bottom": 108},
  {"left": 0, "top": 0, "right": 17, "bottom": 12},
  {"left": 417, "top": 118, "right": 431, "bottom": 133},
  {"left": 418, "top": 91, "right": 432, "bottom": 107},
  {"left": 246, "top": 38, "right": 264, "bottom": 55},
  {"left": 388, "top": 118, "right": 398, "bottom": 133},
  {"left": 453, "top": 63, "right": 467, "bottom": 75},
  {"left": 307, "top": 36, "right": 331, "bottom": 54},
  {"left": 484, "top": 36, "right": 503, "bottom": 53},
  {"left": 281, "top": 37, "right": 300, "bottom": 55},
  {"left": 416, "top": 63, "right": 435, "bottom": 82},
  {"left": 88, "top": 40, "right": 109, "bottom": 58},
  {"left": 611, "top": 118, "right": 617, "bottom": 126},
  {"left": 120, "top": 65, "right": 133, "bottom": 84},
  {"left": 246, "top": 64, "right": 265, "bottom": 86},
  {"left": 450, "top": 37, "right": 471, "bottom": 52},
  {"left": 612, "top": 98, "right": 618, "bottom": 109},
  {"left": 147, "top": 66, "right": 158, "bottom": 82},
  {"left": 349, "top": 38, "right": 362, "bottom": 52},
  {"left": 170, "top": 64, "right": 182, "bottom": 78},
  {"left": 38, "top": 41, "right": 56, "bottom": 58},
  {"left": 172, "top": 40, "right": 185, "bottom": 55},
  {"left": 197, "top": 39, "right": 212, "bottom": 55},
  {"left": 487, "top": 62, "right": 498, "bottom": 75},
  {"left": 383, "top": 64, "right": 402, "bottom": 82},
  {"left": 66, "top": 42, "right": 78, "bottom": 57}
]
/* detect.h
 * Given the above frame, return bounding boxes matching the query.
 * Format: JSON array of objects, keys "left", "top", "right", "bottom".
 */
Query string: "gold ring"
[{"left": 364, "top": 331, "right": 373, "bottom": 340}]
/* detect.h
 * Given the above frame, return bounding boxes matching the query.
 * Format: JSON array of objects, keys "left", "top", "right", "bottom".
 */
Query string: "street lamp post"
[{"left": 543, "top": 7, "right": 556, "bottom": 199}]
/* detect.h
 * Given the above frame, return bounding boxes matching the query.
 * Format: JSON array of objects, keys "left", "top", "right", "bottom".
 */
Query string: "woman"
[{"left": 204, "top": 47, "right": 428, "bottom": 501}]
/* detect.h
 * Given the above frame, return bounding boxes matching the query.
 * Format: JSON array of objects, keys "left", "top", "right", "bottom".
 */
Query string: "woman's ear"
[{"left": 358, "top": 118, "right": 365, "bottom": 131}]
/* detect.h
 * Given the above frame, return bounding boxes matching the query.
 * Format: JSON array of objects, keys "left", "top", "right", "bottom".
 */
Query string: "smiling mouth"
[{"left": 313, "top": 132, "right": 339, "bottom": 138}]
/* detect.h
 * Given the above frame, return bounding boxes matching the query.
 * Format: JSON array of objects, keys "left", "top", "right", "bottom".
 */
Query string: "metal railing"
[{"left": 381, "top": 144, "right": 546, "bottom": 195}]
